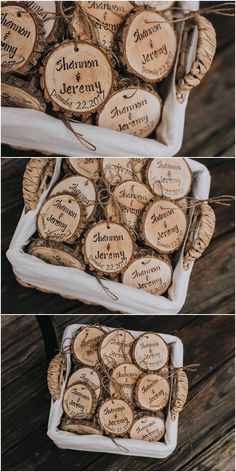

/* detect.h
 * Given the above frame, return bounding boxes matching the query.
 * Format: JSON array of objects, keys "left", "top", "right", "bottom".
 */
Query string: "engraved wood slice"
[
  {"left": 97, "top": 86, "right": 162, "bottom": 138},
  {"left": 50, "top": 175, "right": 97, "bottom": 220},
  {"left": 147, "top": 158, "right": 192, "bottom": 200},
  {"left": 98, "top": 398, "right": 134, "bottom": 436},
  {"left": 129, "top": 414, "right": 165, "bottom": 442},
  {"left": 37, "top": 193, "right": 85, "bottom": 244},
  {"left": 141, "top": 198, "right": 188, "bottom": 254},
  {"left": 102, "top": 158, "right": 144, "bottom": 186},
  {"left": 28, "top": 239, "right": 85, "bottom": 270},
  {"left": 99, "top": 329, "right": 135, "bottom": 369},
  {"left": 132, "top": 1, "right": 175, "bottom": 11},
  {"left": 62, "top": 382, "right": 96, "bottom": 419},
  {"left": 72, "top": 326, "right": 106, "bottom": 367},
  {"left": 120, "top": 7, "right": 177, "bottom": 83},
  {"left": 40, "top": 40, "right": 114, "bottom": 116},
  {"left": 60, "top": 417, "right": 103, "bottom": 435},
  {"left": 109, "top": 363, "right": 142, "bottom": 402},
  {"left": 135, "top": 373, "right": 170, "bottom": 411},
  {"left": 1, "top": 74, "right": 46, "bottom": 112},
  {"left": 122, "top": 254, "right": 172, "bottom": 295},
  {"left": 23, "top": 1, "right": 59, "bottom": 42},
  {"left": 68, "top": 367, "right": 102, "bottom": 400},
  {"left": 133, "top": 332, "right": 169, "bottom": 371},
  {"left": 82, "top": 221, "right": 135, "bottom": 276},
  {"left": 67, "top": 158, "right": 100, "bottom": 180},
  {"left": 1, "top": 2, "right": 46, "bottom": 74}
]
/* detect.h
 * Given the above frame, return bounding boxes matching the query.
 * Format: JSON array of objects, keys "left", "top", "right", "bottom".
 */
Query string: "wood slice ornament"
[
  {"left": 47, "top": 353, "right": 66, "bottom": 401},
  {"left": 100, "top": 329, "right": 134, "bottom": 369},
  {"left": 67, "top": 158, "right": 100, "bottom": 180},
  {"left": 83, "top": 221, "right": 135, "bottom": 277},
  {"left": 40, "top": 40, "right": 114, "bottom": 116},
  {"left": 102, "top": 158, "right": 144, "bottom": 186},
  {"left": 141, "top": 198, "right": 188, "bottom": 254},
  {"left": 22, "top": 158, "right": 55, "bottom": 211},
  {"left": 135, "top": 373, "right": 170, "bottom": 411},
  {"left": 97, "top": 83, "right": 162, "bottom": 138},
  {"left": 122, "top": 253, "right": 172, "bottom": 295},
  {"left": 1, "top": 1, "right": 46, "bottom": 74},
  {"left": 98, "top": 398, "right": 134, "bottom": 437},
  {"left": 119, "top": 7, "right": 177, "bottom": 83},
  {"left": 72, "top": 326, "right": 106, "bottom": 367},
  {"left": 28, "top": 239, "right": 85, "bottom": 270},
  {"left": 1, "top": 74, "right": 46, "bottom": 112},
  {"left": 60, "top": 417, "right": 103, "bottom": 435},
  {"left": 37, "top": 193, "right": 85, "bottom": 244},
  {"left": 50, "top": 175, "right": 97, "bottom": 220},
  {"left": 133, "top": 332, "right": 169, "bottom": 371},
  {"left": 147, "top": 158, "right": 192, "bottom": 200},
  {"left": 62, "top": 382, "right": 96, "bottom": 419},
  {"left": 23, "top": 1, "right": 60, "bottom": 42},
  {"left": 68, "top": 367, "right": 102, "bottom": 400},
  {"left": 129, "top": 414, "right": 165, "bottom": 442},
  {"left": 109, "top": 363, "right": 142, "bottom": 402}
]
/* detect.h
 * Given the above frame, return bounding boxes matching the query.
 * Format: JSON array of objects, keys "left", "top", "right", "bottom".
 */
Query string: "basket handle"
[
  {"left": 176, "top": 15, "right": 217, "bottom": 102},
  {"left": 47, "top": 353, "right": 66, "bottom": 401},
  {"left": 183, "top": 202, "right": 216, "bottom": 271}
]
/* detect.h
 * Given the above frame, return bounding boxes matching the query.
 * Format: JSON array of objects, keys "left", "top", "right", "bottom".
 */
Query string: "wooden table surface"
[
  {"left": 1, "top": 314, "right": 235, "bottom": 471},
  {"left": 2, "top": 158, "right": 235, "bottom": 315},
  {"left": 1, "top": 2, "right": 235, "bottom": 158}
]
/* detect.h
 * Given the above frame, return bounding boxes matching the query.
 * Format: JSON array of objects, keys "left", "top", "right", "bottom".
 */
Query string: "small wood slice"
[
  {"left": 129, "top": 414, "right": 165, "bottom": 442},
  {"left": 40, "top": 40, "right": 114, "bottom": 116},
  {"left": 133, "top": 332, "right": 169, "bottom": 371},
  {"left": 97, "top": 398, "right": 134, "bottom": 436},
  {"left": 1, "top": 74, "right": 46, "bottom": 112},
  {"left": 47, "top": 353, "right": 66, "bottom": 401},
  {"left": 23, "top": 1, "right": 60, "bottom": 42},
  {"left": 67, "top": 158, "right": 100, "bottom": 180},
  {"left": 99, "top": 329, "right": 134, "bottom": 369},
  {"left": 1, "top": 2, "right": 45, "bottom": 74},
  {"left": 68, "top": 4, "right": 97, "bottom": 44},
  {"left": 97, "top": 85, "right": 162, "bottom": 138},
  {"left": 67, "top": 367, "right": 102, "bottom": 400},
  {"left": 119, "top": 7, "right": 177, "bottom": 83},
  {"left": 171, "top": 368, "right": 188, "bottom": 420},
  {"left": 122, "top": 254, "right": 172, "bottom": 295},
  {"left": 22, "top": 158, "right": 55, "bottom": 211},
  {"left": 109, "top": 363, "right": 142, "bottom": 402},
  {"left": 60, "top": 417, "right": 103, "bottom": 435},
  {"left": 82, "top": 221, "right": 135, "bottom": 277},
  {"left": 147, "top": 158, "right": 192, "bottom": 200},
  {"left": 135, "top": 373, "right": 170, "bottom": 411},
  {"left": 62, "top": 382, "right": 96, "bottom": 419},
  {"left": 132, "top": 1, "right": 175, "bottom": 11},
  {"left": 50, "top": 175, "right": 97, "bottom": 220},
  {"left": 37, "top": 193, "right": 85, "bottom": 244},
  {"left": 28, "top": 239, "right": 85, "bottom": 270},
  {"left": 102, "top": 158, "right": 144, "bottom": 186},
  {"left": 141, "top": 198, "right": 188, "bottom": 254},
  {"left": 72, "top": 326, "right": 106, "bottom": 367}
]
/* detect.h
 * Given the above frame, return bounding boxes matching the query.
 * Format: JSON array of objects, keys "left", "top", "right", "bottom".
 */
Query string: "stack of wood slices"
[
  {"left": 50, "top": 324, "right": 188, "bottom": 442},
  {"left": 24, "top": 157, "right": 192, "bottom": 298},
  {"left": 2, "top": 1, "right": 177, "bottom": 138}
]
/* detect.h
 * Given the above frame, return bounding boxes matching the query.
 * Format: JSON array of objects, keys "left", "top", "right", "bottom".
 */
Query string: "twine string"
[
  {"left": 145, "top": 2, "right": 235, "bottom": 24},
  {"left": 60, "top": 115, "right": 96, "bottom": 152},
  {"left": 95, "top": 274, "right": 118, "bottom": 301}
]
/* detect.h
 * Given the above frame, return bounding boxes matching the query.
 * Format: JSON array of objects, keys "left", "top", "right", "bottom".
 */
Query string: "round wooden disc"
[
  {"left": 109, "top": 363, "right": 142, "bottom": 402},
  {"left": 62, "top": 382, "right": 96, "bottom": 419},
  {"left": 37, "top": 193, "right": 84, "bottom": 244},
  {"left": 72, "top": 326, "right": 106, "bottom": 367},
  {"left": 120, "top": 8, "right": 177, "bottom": 83},
  {"left": 135, "top": 373, "right": 170, "bottom": 411},
  {"left": 1, "top": 2, "right": 45, "bottom": 74},
  {"left": 28, "top": 239, "right": 85, "bottom": 270},
  {"left": 122, "top": 255, "right": 172, "bottom": 295},
  {"left": 112, "top": 180, "right": 153, "bottom": 229},
  {"left": 129, "top": 415, "right": 165, "bottom": 442},
  {"left": 60, "top": 417, "right": 103, "bottom": 435},
  {"left": 97, "top": 86, "right": 162, "bottom": 138},
  {"left": 98, "top": 398, "right": 134, "bottom": 436},
  {"left": 83, "top": 221, "right": 135, "bottom": 276},
  {"left": 50, "top": 176, "right": 97, "bottom": 220},
  {"left": 141, "top": 198, "right": 188, "bottom": 253},
  {"left": 40, "top": 40, "right": 114, "bottom": 116},
  {"left": 67, "top": 158, "right": 100, "bottom": 180},
  {"left": 24, "top": 1, "right": 58, "bottom": 41},
  {"left": 147, "top": 158, "right": 192, "bottom": 200},
  {"left": 102, "top": 158, "right": 144, "bottom": 186},
  {"left": 68, "top": 367, "right": 102, "bottom": 400},
  {"left": 100, "top": 329, "right": 134, "bottom": 369},
  {"left": 133, "top": 332, "right": 169, "bottom": 371},
  {"left": 132, "top": 1, "right": 174, "bottom": 11},
  {"left": 1, "top": 74, "right": 46, "bottom": 112}
]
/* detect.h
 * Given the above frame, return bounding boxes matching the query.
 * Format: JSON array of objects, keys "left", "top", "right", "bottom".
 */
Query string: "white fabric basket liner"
[
  {"left": 6, "top": 158, "right": 211, "bottom": 314},
  {"left": 47, "top": 323, "right": 184, "bottom": 458},
  {"left": 1, "top": 1, "right": 199, "bottom": 157}
]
